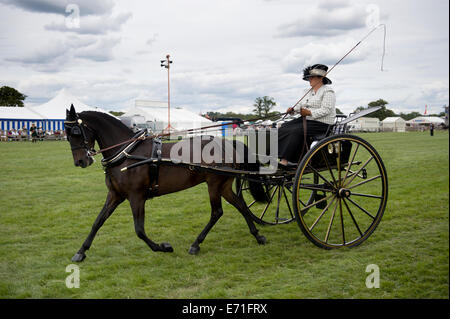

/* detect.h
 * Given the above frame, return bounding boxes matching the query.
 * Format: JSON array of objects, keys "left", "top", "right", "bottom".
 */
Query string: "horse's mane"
[{"left": 79, "top": 111, "right": 133, "bottom": 134}]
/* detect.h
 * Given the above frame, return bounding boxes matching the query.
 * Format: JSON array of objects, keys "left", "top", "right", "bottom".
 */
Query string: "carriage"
[
  {"left": 65, "top": 105, "right": 388, "bottom": 261},
  {"left": 234, "top": 109, "right": 388, "bottom": 249}
]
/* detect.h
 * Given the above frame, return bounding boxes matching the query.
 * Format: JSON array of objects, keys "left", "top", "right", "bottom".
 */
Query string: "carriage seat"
[{"left": 308, "top": 114, "right": 348, "bottom": 147}]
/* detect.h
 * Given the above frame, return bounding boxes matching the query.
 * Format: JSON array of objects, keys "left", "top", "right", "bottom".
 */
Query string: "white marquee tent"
[
  {"left": 0, "top": 89, "right": 109, "bottom": 132},
  {"left": 406, "top": 116, "right": 445, "bottom": 126},
  {"left": 0, "top": 106, "right": 44, "bottom": 131},
  {"left": 381, "top": 117, "right": 406, "bottom": 132},
  {"left": 29, "top": 89, "right": 108, "bottom": 131},
  {"left": 121, "top": 100, "right": 213, "bottom": 135}
]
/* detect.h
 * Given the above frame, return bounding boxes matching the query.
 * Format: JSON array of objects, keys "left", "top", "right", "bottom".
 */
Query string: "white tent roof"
[
  {"left": 382, "top": 117, "right": 406, "bottom": 123},
  {"left": 30, "top": 89, "right": 107, "bottom": 119},
  {"left": 406, "top": 116, "right": 445, "bottom": 124},
  {"left": 123, "top": 102, "right": 212, "bottom": 131},
  {"left": 0, "top": 106, "right": 43, "bottom": 120}
]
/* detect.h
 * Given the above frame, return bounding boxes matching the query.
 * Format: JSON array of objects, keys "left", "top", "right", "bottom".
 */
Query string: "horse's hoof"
[
  {"left": 188, "top": 245, "right": 200, "bottom": 255},
  {"left": 257, "top": 235, "right": 267, "bottom": 245},
  {"left": 71, "top": 252, "right": 86, "bottom": 262},
  {"left": 160, "top": 242, "right": 173, "bottom": 252}
]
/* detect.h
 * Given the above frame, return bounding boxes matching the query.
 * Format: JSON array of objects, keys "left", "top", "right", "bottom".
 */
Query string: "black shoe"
[{"left": 278, "top": 162, "right": 297, "bottom": 170}]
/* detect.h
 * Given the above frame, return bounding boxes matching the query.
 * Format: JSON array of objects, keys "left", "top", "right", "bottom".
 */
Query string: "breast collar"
[{"left": 101, "top": 129, "right": 149, "bottom": 168}]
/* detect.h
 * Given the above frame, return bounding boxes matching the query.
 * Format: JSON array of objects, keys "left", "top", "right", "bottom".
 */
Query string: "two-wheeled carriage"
[{"left": 233, "top": 109, "right": 388, "bottom": 249}]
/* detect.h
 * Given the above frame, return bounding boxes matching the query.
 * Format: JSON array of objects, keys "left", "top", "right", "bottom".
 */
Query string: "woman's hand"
[
  {"left": 286, "top": 107, "right": 295, "bottom": 114},
  {"left": 300, "top": 107, "right": 312, "bottom": 117}
]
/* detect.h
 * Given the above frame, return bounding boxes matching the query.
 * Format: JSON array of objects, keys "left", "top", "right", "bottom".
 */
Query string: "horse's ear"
[
  {"left": 66, "top": 108, "right": 70, "bottom": 118},
  {"left": 69, "top": 104, "right": 76, "bottom": 119}
]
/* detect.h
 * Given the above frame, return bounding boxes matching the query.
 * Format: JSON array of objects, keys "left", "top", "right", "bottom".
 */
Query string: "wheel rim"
[
  {"left": 293, "top": 135, "right": 388, "bottom": 248},
  {"left": 235, "top": 177, "right": 296, "bottom": 225}
]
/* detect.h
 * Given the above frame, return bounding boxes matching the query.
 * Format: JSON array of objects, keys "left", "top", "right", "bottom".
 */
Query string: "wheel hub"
[{"left": 338, "top": 188, "right": 351, "bottom": 198}]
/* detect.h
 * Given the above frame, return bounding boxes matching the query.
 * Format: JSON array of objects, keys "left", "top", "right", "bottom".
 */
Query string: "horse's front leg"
[
  {"left": 129, "top": 194, "right": 174, "bottom": 253},
  {"left": 72, "top": 191, "right": 124, "bottom": 262}
]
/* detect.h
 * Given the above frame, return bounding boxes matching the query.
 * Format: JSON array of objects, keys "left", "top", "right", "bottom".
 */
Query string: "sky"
[{"left": 0, "top": 0, "right": 448, "bottom": 116}]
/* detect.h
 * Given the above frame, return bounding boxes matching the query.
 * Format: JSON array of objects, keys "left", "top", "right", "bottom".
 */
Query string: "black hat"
[{"left": 302, "top": 64, "right": 332, "bottom": 85}]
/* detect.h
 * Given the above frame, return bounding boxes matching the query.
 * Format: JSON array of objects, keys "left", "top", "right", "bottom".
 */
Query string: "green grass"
[{"left": 0, "top": 131, "right": 448, "bottom": 298}]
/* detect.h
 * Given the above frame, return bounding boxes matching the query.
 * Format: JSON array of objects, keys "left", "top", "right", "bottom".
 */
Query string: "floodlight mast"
[{"left": 160, "top": 54, "right": 174, "bottom": 133}]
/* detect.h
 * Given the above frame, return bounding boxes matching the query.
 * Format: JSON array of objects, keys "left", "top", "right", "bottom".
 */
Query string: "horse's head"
[{"left": 65, "top": 104, "right": 96, "bottom": 168}]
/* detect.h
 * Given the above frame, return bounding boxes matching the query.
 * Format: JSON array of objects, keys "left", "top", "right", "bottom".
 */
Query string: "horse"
[{"left": 64, "top": 105, "right": 267, "bottom": 262}]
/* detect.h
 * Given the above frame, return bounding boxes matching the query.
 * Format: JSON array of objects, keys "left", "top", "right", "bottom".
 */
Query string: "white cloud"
[
  {"left": 276, "top": 0, "right": 369, "bottom": 38},
  {"left": 281, "top": 37, "right": 370, "bottom": 73},
  {"left": 0, "top": 0, "right": 114, "bottom": 16},
  {"left": 74, "top": 37, "right": 121, "bottom": 61}
]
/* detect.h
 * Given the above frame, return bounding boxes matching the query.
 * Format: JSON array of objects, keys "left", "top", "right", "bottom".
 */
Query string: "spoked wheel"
[
  {"left": 292, "top": 134, "right": 388, "bottom": 249},
  {"left": 235, "top": 176, "right": 296, "bottom": 225}
]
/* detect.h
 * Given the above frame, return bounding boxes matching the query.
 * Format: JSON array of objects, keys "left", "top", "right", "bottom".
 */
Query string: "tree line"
[
  {"left": 206, "top": 97, "right": 446, "bottom": 122},
  {"left": 354, "top": 99, "right": 446, "bottom": 121}
]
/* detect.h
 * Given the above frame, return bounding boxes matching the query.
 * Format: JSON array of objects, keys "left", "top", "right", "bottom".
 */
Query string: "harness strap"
[
  {"left": 148, "top": 138, "right": 162, "bottom": 197},
  {"left": 101, "top": 130, "right": 147, "bottom": 168}
]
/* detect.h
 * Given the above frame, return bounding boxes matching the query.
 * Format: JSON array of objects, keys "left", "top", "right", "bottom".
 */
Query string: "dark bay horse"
[{"left": 65, "top": 105, "right": 266, "bottom": 262}]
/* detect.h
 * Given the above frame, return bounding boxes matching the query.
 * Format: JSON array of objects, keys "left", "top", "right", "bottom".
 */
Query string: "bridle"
[{"left": 64, "top": 117, "right": 97, "bottom": 157}]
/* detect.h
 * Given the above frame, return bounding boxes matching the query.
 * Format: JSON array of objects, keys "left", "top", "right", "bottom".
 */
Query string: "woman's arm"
[{"left": 308, "top": 90, "right": 335, "bottom": 120}]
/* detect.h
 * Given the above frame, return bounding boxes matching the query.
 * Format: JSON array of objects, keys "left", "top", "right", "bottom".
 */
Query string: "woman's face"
[{"left": 308, "top": 76, "right": 322, "bottom": 88}]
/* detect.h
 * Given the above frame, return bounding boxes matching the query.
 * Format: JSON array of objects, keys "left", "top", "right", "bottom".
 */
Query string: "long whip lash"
[{"left": 91, "top": 24, "right": 386, "bottom": 156}]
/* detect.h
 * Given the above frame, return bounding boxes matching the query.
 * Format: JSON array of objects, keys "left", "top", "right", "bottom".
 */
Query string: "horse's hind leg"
[
  {"left": 221, "top": 179, "right": 267, "bottom": 245},
  {"left": 129, "top": 194, "right": 173, "bottom": 253},
  {"left": 72, "top": 191, "right": 124, "bottom": 262},
  {"left": 188, "top": 181, "right": 224, "bottom": 255}
]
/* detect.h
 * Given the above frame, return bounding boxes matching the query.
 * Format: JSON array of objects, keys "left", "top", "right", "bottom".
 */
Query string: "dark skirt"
[{"left": 278, "top": 118, "right": 329, "bottom": 163}]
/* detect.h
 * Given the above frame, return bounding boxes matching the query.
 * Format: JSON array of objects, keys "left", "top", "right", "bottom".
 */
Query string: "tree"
[
  {"left": 367, "top": 99, "right": 396, "bottom": 121},
  {"left": 354, "top": 99, "right": 396, "bottom": 121},
  {"left": 399, "top": 111, "right": 421, "bottom": 121},
  {"left": 0, "top": 86, "right": 27, "bottom": 107},
  {"left": 253, "top": 96, "right": 276, "bottom": 117}
]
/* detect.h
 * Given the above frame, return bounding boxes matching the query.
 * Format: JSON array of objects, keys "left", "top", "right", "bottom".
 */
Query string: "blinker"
[{"left": 71, "top": 126, "right": 82, "bottom": 136}]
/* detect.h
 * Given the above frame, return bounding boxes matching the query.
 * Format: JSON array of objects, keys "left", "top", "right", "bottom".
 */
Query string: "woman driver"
[{"left": 278, "top": 64, "right": 336, "bottom": 167}]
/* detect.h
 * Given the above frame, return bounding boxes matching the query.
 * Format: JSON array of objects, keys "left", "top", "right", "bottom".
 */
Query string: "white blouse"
[{"left": 299, "top": 85, "right": 336, "bottom": 125}]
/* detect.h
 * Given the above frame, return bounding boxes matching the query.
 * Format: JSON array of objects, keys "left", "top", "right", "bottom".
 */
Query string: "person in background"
[{"left": 30, "top": 123, "right": 38, "bottom": 143}]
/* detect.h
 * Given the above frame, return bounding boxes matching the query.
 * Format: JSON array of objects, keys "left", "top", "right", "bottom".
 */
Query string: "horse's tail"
[{"left": 232, "top": 140, "right": 269, "bottom": 203}]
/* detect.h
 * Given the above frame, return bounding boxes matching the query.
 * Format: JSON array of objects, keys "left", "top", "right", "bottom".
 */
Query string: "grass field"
[{"left": 0, "top": 131, "right": 448, "bottom": 299}]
